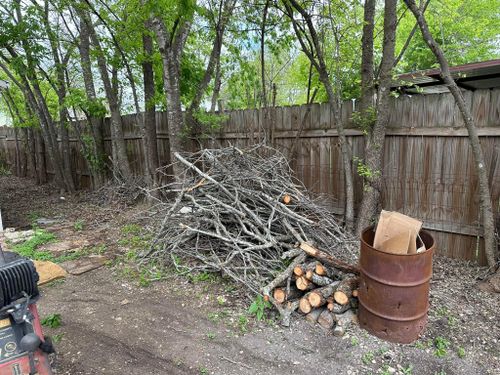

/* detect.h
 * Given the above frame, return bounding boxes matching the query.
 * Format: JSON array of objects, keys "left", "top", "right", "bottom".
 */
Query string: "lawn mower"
[{"left": 0, "top": 245, "right": 53, "bottom": 375}]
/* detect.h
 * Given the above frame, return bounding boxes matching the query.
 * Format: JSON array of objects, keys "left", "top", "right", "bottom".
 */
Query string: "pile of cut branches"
[{"left": 141, "top": 145, "right": 358, "bottom": 326}]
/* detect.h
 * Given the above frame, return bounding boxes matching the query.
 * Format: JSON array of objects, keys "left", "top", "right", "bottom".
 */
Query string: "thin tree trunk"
[
  {"left": 284, "top": 0, "right": 355, "bottom": 231},
  {"left": 79, "top": 10, "right": 132, "bottom": 180},
  {"left": 404, "top": 0, "right": 497, "bottom": 276},
  {"left": 359, "top": 0, "right": 375, "bottom": 115},
  {"left": 34, "top": 128, "right": 47, "bottom": 184},
  {"left": 356, "top": 0, "right": 397, "bottom": 234},
  {"left": 142, "top": 29, "right": 159, "bottom": 189},
  {"left": 186, "top": 0, "right": 235, "bottom": 144},
  {"left": 210, "top": 58, "right": 222, "bottom": 113},
  {"left": 78, "top": 17, "right": 106, "bottom": 186},
  {"left": 260, "top": 0, "right": 270, "bottom": 143},
  {"left": 152, "top": 16, "right": 192, "bottom": 180},
  {"left": 40, "top": 0, "right": 75, "bottom": 192},
  {"left": 24, "top": 127, "right": 36, "bottom": 179}
]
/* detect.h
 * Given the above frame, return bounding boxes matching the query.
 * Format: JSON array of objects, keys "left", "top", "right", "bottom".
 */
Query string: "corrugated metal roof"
[{"left": 392, "top": 59, "right": 500, "bottom": 94}]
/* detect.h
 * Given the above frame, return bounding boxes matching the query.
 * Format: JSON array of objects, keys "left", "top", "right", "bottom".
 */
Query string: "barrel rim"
[{"left": 361, "top": 226, "right": 435, "bottom": 257}]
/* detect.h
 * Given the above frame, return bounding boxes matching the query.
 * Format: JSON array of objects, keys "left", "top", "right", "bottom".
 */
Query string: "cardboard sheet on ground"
[
  {"left": 373, "top": 211, "right": 423, "bottom": 254},
  {"left": 33, "top": 260, "right": 67, "bottom": 285}
]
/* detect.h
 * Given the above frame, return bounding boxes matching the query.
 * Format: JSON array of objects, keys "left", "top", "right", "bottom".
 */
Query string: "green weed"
[
  {"left": 362, "top": 351, "right": 374, "bottom": 365},
  {"left": 11, "top": 230, "right": 56, "bottom": 261},
  {"left": 248, "top": 295, "right": 271, "bottom": 321},
  {"left": 121, "top": 224, "right": 142, "bottom": 235},
  {"left": 41, "top": 314, "right": 62, "bottom": 329},
  {"left": 401, "top": 364, "right": 413, "bottom": 375},
  {"left": 238, "top": 315, "right": 249, "bottom": 333},
  {"left": 189, "top": 272, "right": 218, "bottom": 284},
  {"left": 73, "top": 220, "right": 84, "bottom": 231},
  {"left": 52, "top": 333, "right": 64, "bottom": 343},
  {"left": 434, "top": 336, "right": 450, "bottom": 358}
]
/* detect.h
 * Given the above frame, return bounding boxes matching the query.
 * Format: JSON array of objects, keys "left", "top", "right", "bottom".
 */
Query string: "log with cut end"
[
  {"left": 300, "top": 242, "right": 360, "bottom": 275},
  {"left": 327, "top": 301, "right": 350, "bottom": 314},
  {"left": 333, "top": 277, "right": 359, "bottom": 305},
  {"left": 282, "top": 194, "right": 292, "bottom": 205},
  {"left": 293, "top": 262, "right": 316, "bottom": 277},
  {"left": 317, "top": 309, "right": 336, "bottom": 329},
  {"left": 308, "top": 281, "right": 340, "bottom": 308},
  {"left": 296, "top": 276, "right": 314, "bottom": 291},
  {"left": 305, "top": 308, "right": 325, "bottom": 324},
  {"left": 310, "top": 273, "right": 334, "bottom": 286},
  {"left": 305, "top": 269, "right": 314, "bottom": 280},
  {"left": 273, "top": 286, "right": 302, "bottom": 304},
  {"left": 315, "top": 263, "right": 341, "bottom": 279},
  {"left": 299, "top": 296, "right": 313, "bottom": 314}
]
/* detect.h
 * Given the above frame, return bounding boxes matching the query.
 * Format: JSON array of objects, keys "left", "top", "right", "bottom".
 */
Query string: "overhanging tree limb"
[{"left": 403, "top": 0, "right": 497, "bottom": 273}]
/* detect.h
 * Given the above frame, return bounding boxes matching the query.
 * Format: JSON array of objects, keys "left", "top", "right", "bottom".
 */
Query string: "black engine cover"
[{"left": 0, "top": 256, "right": 39, "bottom": 308}]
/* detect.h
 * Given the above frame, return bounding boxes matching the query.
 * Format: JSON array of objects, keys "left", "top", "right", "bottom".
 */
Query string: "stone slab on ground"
[
  {"left": 39, "top": 238, "right": 91, "bottom": 254},
  {"left": 36, "top": 217, "right": 63, "bottom": 227},
  {"left": 3, "top": 229, "right": 35, "bottom": 244},
  {"left": 61, "top": 255, "right": 108, "bottom": 275},
  {"left": 33, "top": 260, "right": 67, "bottom": 285}
]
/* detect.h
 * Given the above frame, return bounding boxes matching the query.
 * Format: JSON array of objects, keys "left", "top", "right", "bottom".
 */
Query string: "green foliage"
[
  {"left": 457, "top": 346, "right": 466, "bottom": 359},
  {"left": 353, "top": 157, "right": 380, "bottom": 181},
  {"left": 188, "top": 272, "right": 218, "bottom": 284},
  {"left": 401, "top": 364, "right": 413, "bottom": 375},
  {"left": 121, "top": 224, "right": 143, "bottom": 235},
  {"left": 248, "top": 295, "right": 271, "bottom": 321},
  {"left": 238, "top": 315, "right": 249, "bottom": 333},
  {"left": 0, "top": 163, "right": 11, "bottom": 176},
  {"left": 52, "top": 333, "right": 64, "bottom": 343},
  {"left": 351, "top": 106, "right": 377, "bottom": 135},
  {"left": 41, "top": 314, "right": 62, "bottom": 329},
  {"left": 73, "top": 220, "right": 84, "bottom": 231},
  {"left": 192, "top": 111, "right": 228, "bottom": 135},
  {"left": 361, "top": 351, "right": 374, "bottom": 365},
  {"left": 11, "top": 230, "right": 56, "bottom": 261},
  {"left": 395, "top": 0, "right": 500, "bottom": 72},
  {"left": 434, "top": 336, "right": 450, "bottom": 358}
]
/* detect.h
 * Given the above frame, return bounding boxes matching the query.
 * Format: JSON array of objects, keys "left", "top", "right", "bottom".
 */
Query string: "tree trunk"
[
  {"left": 152, "top": 16, "right": 192, "bottom": 180},
  {"left": 41, "top": 0, "right": 75, "bottom": 192},
  {"left": 142, "top": 30, "right": 159, "bottom": 189},
  {"left": 14, "top": 127, "right": 21, "bottom": 176},
  {"left": 210, "top": 58, "right": 222, "bottom": 113},
  {"left": 78, "top": 17, "right": 106, "bottom": 187},
  {"left": 25, "top": 127, "right": 37, "bottom": 180},
  {"left": 34, "top": 128, "right": 47, "bottom": 184},
  {"left": 404, "top": 0, "right": 498, "bottom": 272},
  {"left": 356, "top": 0, "right": 397, "bottom": 234},
  {"left": 81, "top": 10, "right": 132, "bottom": 180},
  {"left": 285, "top": 0, "right": 355, "bottom": 231},
  {"left": 359, "top": 0, "right": 375, "bottom": 115}
]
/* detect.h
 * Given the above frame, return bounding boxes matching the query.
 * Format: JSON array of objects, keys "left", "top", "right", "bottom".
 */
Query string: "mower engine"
[{"left": 0, "top": 249, "right": 53, "bottom": 375}]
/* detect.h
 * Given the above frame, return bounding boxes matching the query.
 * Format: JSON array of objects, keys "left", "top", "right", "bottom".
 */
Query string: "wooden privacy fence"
[{"left": 0, "top": 88, "right": 499, "bottom": 264}]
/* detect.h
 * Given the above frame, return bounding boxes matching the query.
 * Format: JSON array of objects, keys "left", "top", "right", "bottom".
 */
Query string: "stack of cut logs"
[{"left": 267, "top": 242, "right": 360, "bottom": 335}]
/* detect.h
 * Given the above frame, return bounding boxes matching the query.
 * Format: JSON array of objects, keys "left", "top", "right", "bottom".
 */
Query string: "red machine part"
[{"left": 0, "top": 304, "right": 53, "bottom": 375}]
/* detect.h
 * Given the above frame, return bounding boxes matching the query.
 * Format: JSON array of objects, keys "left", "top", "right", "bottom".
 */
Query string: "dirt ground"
[{"left": 0, "top": 176, "right": 499, "bottom": 375}]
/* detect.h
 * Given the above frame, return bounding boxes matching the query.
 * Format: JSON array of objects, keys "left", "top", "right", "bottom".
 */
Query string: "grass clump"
[{"left": 11, "top": 230, "right": 56, "bottom": 261}]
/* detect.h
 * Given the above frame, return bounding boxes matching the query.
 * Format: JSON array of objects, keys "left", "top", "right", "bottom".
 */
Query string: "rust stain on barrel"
[{"left": 358, "top": 227, "right": 435, "bottom": 344}]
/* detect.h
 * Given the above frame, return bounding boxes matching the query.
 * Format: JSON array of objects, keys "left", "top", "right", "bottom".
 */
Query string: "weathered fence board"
[{"left": 1, "top": 88, "right": 499, "bottom": 265}]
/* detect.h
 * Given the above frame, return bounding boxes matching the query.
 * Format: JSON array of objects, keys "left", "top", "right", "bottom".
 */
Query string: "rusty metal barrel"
[{"left": 358, "top": 226, "right": 435, "bottom": 344}]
